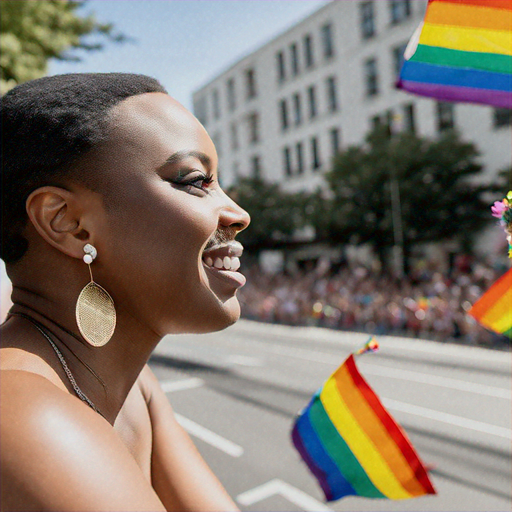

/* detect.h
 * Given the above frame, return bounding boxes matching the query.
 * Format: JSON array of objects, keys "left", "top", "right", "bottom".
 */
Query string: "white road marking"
[
  {"left": 242, "top": 342, "right": 510, "bottom": 399},
  {"left": 174, "top": 413, "right": 244, "bottom": 457},
  {"left": 361, "top": 364, "right": 510, "bottom": 399},
  {"left": 237, "top": 479, "right": 331, "bottom": 511},
  {"left": 234, "top": 320, "right": 510, "bottom": 364},
  {"left": 160, "top": 378, "right": 204, "bottom": 393},
  {"left": 382, "top": 398, "right": 512, "bottom": 439},
  {"left": 226, "top": 354, "right": 263, "bottom": 366}
]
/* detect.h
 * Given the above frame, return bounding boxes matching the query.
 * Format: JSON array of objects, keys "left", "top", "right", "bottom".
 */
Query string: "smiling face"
[{"left": 81, "top": 92, "right": 250, "bottom": 335}]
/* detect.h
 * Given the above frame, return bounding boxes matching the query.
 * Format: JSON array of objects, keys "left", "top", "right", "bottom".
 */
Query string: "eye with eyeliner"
[{"left": 166, "top": 170, "right": 215, "bottom": 191}]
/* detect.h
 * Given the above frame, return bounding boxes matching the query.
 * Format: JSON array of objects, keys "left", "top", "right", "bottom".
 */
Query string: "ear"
[{"left": 26, "top": 186, "right": 90, "bottom": 260}]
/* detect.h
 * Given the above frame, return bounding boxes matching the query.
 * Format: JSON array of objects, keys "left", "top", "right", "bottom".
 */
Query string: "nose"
[{"left": 219, "top": 192, "right": 251, "bottom": 233}]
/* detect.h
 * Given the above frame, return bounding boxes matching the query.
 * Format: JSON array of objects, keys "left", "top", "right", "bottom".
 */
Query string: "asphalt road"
[{"left": 149, "top": 319, "right": 512, "bottom": 512}]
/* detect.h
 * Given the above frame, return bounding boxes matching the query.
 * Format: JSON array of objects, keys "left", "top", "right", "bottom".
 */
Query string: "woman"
[{"left": 0, "top": 73, "right": 250, "bottom": 511}]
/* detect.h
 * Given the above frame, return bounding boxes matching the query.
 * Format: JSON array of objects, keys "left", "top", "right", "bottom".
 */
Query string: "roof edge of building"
[{"left": 191, "top": 0, "right": 333, "bottom": 99}]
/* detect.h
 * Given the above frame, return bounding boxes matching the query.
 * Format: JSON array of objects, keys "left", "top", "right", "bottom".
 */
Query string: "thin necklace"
[
  {"left": 9, "top": 301, "right": 107, "bottom": 391},
  {"left": 10, "top": 312, "right": 105, "bottom": 418}
]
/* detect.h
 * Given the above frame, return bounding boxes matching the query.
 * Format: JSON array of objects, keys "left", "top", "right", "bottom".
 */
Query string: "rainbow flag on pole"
[
  {"left": 291, "top": 345, "right": 436, "bottom": 501},
  {"left": 398, "top": 0, "right": 512, "bottom": 108},
  {"left": 470, "top": 268, "right": 512, "bottom": 337}
]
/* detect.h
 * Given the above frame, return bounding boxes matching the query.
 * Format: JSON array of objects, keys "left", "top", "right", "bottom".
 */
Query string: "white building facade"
[{"left": 193, "top": 0, "right": 511, "bottom": 196}]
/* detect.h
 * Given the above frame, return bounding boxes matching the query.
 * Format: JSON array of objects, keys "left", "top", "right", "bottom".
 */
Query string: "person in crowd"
[
  {"left": 238, "top": 260, "right": 505, "bottom": 346},
  {"left": 0, "top": 73, "right": 250, "bottom": 511}
]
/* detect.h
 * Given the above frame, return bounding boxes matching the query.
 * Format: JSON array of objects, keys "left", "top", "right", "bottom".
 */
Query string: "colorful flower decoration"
[{"left": 492, "top": 191, "right": 512, "bottom": 258}]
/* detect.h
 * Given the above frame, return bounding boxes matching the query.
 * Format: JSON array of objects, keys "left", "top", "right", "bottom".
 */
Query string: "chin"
[
  {"left": 170, "top": 295, "right": 241, "bottom": 335},
  {"left": 200, "top": 295, "right": 241, "bottom": 333}
]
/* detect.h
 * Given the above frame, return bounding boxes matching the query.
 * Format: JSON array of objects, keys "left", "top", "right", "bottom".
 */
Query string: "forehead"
[{"left": 101, "top": 92, "right": 217, "bottom": 171}]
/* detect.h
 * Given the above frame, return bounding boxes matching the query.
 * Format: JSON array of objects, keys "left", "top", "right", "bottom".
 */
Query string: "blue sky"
[{"left": 49, "top": 0, "right": 329, "bottom": 110}]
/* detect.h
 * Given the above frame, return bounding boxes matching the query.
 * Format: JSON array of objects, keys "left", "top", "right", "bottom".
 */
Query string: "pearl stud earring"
[{"left": 83, "top": 243, "right": 97, "bottom": 264}]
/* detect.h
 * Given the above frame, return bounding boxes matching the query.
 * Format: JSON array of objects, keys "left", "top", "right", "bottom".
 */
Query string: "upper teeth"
[{"left": 204, "top": 256, "right": 240, "bottom": 271}]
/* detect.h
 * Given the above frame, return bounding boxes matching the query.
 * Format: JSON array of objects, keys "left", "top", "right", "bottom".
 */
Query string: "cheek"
[{"left": 100, "top": 184, "right": 217, "bottom": 307}]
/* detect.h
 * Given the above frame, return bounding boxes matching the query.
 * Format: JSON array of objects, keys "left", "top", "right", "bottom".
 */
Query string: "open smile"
[{"left": 201, "top": 241, "right": 246, "bottom": 288}]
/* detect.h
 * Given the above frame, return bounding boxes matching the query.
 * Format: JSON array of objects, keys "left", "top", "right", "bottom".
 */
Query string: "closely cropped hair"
[{"left": 1, "top": 73, "right": 167, "bottom": 264}]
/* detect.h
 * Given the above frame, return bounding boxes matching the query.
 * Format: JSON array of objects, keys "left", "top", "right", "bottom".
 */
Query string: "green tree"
[
  {"left": 317, "top": 126, "right": 492, "bottom": 273},
  {"left": 1, "top": 0, "right": 125, "bottom": 93},
  {"left": 228, "top": 177, "right": 310, "bottom": 253}
]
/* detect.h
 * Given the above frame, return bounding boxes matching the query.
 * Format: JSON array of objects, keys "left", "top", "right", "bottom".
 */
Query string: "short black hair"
[{"left": 1, "top": 72, "right": 167, "bottom": 264}]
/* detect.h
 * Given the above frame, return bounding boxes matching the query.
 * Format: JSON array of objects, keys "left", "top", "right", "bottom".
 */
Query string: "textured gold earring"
[{"left": 75, "top": 244, "right": 116, "bottom": 347}]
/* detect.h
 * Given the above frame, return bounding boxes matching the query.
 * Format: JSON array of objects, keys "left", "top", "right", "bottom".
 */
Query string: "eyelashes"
[{"left": 167, "top": 171, "right": 215, "bottom": 192}]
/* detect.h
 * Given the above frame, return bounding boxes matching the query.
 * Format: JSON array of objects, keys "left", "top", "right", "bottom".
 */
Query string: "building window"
[
  {"left": 321, "top": 23, "right": 334, "bottom": 59},
  {"left": 291, "top": 43, "right": 300, "bottom": 76},
  {"left": 389, "top": 0, "right": 411, "bottom": 24},
  {"left": 437, "top": 102, "right": 455, "bottom": 131},
  {"left": 307, "top": 85, "right": 317, "bottom": 119},
  {"left": 326, "top": 76, "right": 338, "bottom": 112},
  {"left": 277, "top": 51, "right": 286, "bottom": 82},
  {"left": 279, "top": 99, "right": 289, "bottom": 130},
  {"left": 251, "top": 155, "right": 261, "bottom": 178},
  {"left": 194, "top": 96, "right": 208, "bottom": 126},
  {"left": 248, "top": 112, "right": 259, "bottom": 144},
  {"left": 370, "top": 111, "right": 392, "bottom": 135},
  {"left": 360, "top": 2, "right": 375, "bottom": 39},
  {"left": 403, "top": 103, "right": 416, "bottom": 133},
  {"left": 283, "top": 146, "right": 292, "bottom": 176},
  {"left": 311, "top": 137, "right": 321, "bottom": 170},
  {"left": 364, "top": 58, "right": 379, "bottom": 96},
  {"left": 330, "top": 127, "right": 340, "bottom": 156},
  {"left": 384, "top": 110, "right": 393, "bottom": 135},
  {"left": 230, "top": 122, "right": 238, "bottom": 150},
  {"left": 371, "top": 114, "right": 382, "bottom": 131},
  {"left": 392, "top": 43, "right": 408, "bottom": 78},
  {"left": 293, "top": 93, "right": 302, "bottom": 126},
  {"left": 227, "top": 78, "right": 236, "bottom": 111},
  {"left": 304, "top": 34, "right": 314, "bottom": 68},
  {"left": 493, "top": 108, "right": 512, "bottom": 128},
  {"left": 212, "top": 89, "right": 221, "bottom": 120},
  {"left": 245, "top": 68, "right": 257, "bottom": 99},
  {"left": 296, "top": 142, "right": 304, "bottom": 174}
]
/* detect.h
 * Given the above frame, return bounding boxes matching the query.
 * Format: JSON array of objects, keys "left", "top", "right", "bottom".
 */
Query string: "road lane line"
[
  {"left": 234, "top": 321, "right": 510, "bottom": 365},
  {"left": 237, "top": 479, "right": 331, "bottom": 511},
  {"left": 160, "top": 378, "right": 204, "bottom": 393},
  {"left": 243, "top": 342, "right": 510, "bottom": 399},
  {"left": 174, "top": 413, "right": 244, "bottom": 457},
  {"left": 361, "top": 364, "right": 510, "bottom": 399},
  {"left": 382, "top": 398, "right": 512, "bottom": 439},
  {"left": 226, "top": 355, "right": 264, "bottom": 366}
]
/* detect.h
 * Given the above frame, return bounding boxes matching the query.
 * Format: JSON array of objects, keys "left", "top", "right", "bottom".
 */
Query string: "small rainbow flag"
[
  {"left": 291, "top": 344, "right": 436, "bottom": 501},
  {"left": 470, "top": 268, "right": 512, "bottom": 337},
  {"left": 398, "top": 0, "right": 512, "bottom": 108}
]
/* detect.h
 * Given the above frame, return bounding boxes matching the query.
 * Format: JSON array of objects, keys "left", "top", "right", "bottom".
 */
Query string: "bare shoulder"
[{"left": 0, "top": 370, "right": 165, "bottom": 512}]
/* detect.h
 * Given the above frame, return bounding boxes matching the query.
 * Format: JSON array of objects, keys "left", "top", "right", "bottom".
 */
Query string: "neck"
[{"left": 8, "top": 285, "right": 161, "bottom": 425}]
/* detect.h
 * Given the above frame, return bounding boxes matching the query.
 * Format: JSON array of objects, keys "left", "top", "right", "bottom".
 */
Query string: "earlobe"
[{"left": 26, "top": 186, "right": 90, "bottom": 259}]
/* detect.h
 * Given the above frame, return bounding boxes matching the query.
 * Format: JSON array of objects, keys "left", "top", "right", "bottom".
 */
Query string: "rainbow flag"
[
  {"left": 291, "top": 352, "right": 436, "bottom": 501},
  {"left": 470, "top": 268, "right": 512, "bottom": 337},
  {"left": 397, "top": 0, "right": 512, "bottom": 108}
]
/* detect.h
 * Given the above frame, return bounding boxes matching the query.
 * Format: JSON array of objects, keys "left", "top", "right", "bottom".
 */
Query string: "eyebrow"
[{"left": 165, "top": 150, "right": 212, "bottom": 170}]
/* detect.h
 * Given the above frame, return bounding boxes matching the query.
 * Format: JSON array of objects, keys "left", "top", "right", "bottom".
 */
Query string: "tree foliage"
[
  {"left": 227, "top": 177, "right": 310, "bottom": 252},
  {"left": 1, "top": 0, "right": 125, "bottom": 93},
  {"left": 316, "top": 127, "right": 492, "bottom": 271}
]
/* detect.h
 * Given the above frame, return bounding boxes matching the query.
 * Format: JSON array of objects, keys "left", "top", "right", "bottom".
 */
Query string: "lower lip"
[{"left": 202, "top": 261, "right": 246, "bottom": 288}]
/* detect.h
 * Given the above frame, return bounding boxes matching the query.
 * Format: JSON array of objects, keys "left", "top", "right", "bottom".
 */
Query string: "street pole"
[
  {"left": 390, "top": 170, "right": 404, "bottom": 278},
  {"left": 390, "top": 113, "right": 405, "bottom": 278}
]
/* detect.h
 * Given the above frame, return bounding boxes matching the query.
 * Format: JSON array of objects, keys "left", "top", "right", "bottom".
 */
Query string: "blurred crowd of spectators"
[{"left": 238, "top": 256, "right": 510, "bottom": 348}]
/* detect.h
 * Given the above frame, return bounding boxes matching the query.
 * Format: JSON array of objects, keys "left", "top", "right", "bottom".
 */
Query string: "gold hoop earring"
[{"left": 75, "top": 244, "right": 116, "bottom": 347}]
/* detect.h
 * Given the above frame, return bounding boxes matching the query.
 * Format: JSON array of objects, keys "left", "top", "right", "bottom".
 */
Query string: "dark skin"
[{"left": 0, "top": 92, "right": 250, "bottom": 511}]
